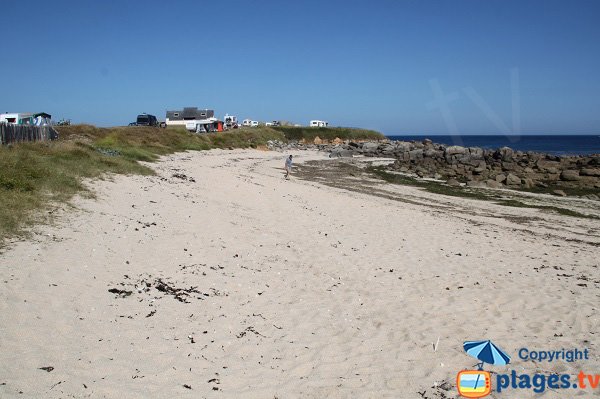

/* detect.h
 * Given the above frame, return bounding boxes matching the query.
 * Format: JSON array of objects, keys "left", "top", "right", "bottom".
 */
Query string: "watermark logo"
[
  {"left": 457, "top": 340, "right": 597, "bottom": 396},
  {"left": 456, "top": 340, "right": 510, "bottom": 398},
  {"left": 456, "top": 370, "right": 492, "bottom": 398}
]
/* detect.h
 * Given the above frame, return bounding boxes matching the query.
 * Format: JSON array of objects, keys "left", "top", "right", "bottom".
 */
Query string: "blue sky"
[{"left": 1, "top": 0, "right": 599, "bottom": 135}]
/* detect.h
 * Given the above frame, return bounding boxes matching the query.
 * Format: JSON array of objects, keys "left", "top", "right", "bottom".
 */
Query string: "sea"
[{"left": 385, "top": 135, "right": 600, "bottom": 156}]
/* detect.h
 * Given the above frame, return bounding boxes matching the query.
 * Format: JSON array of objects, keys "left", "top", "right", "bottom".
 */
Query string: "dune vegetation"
[{"left": 0, "top": 124, "right": 383, "bottom": 242}]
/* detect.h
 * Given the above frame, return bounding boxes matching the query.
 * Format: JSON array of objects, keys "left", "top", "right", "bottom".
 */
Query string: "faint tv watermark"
[{"left": 427, "top": 68, "right": 522, "bottom": 146}]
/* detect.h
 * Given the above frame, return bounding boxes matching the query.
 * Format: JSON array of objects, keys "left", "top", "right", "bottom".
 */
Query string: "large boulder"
[
  {"left": 560, "top": 170, "right": 581, "bottom": 181},
  {"left": 445, "top": 145, "right": 467, "bottom": 156},
  {"left": 580, "top": 168, "right": 600, "bottom": 177},
  {"left": 380, "top": 144, "right": 395, "bottom": 155},
  {"left": 466, "top": 180, "right": 486, "bottom": 188},
  {"left": 409, "top": 149, "right": 424, "bottom": 161},
  {"left": 395, "top": 142, "right": 412, "bottom": 153},
  {"left": 329, "top": 147, "right": 353, "bottom": 158},
  {"left": 468, "top": 147, "right": 484, "bottom": 159},
  {"left": 506, "top": 173, "right": 521, "bottom": 185},
  {"left": 535, "top": 159, "right": 561, "bottom": 173},
  {"left": 486, "top": 179, "right": 502, "bottom": 188},
  {"left": 361, "top": 142, "right": 379, "bottom": 153},
  {"left": 473, "top": 161, "right": 487, "bottom": 174}
]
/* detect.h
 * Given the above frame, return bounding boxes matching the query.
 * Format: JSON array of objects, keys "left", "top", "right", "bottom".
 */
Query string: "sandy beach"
[{"left": 1, "top": 148, "right": 599, "bottom": 398}]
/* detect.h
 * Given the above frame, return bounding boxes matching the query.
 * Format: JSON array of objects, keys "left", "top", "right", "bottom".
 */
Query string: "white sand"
[{"left": 1, "top": 149, "right": 598, "bottom": 398}]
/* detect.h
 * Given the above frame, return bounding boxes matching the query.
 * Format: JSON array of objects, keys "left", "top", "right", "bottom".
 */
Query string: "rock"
[
  {"left": 580, "top": 168, "right": 600, "bottom": 177},
  {"left": 506, "top": 173, "right": 521, "bottom": 185},
  {"left": 468, "top": 147, "right": 484, "bottom": 159},
  {"left": 329, "top": 148, "right": 353, "bottom": 158},
  {"left": 381, "top": 144, "right": 395, "bottom": 155},
  {"left": 422, "top": 138, "right": 432, "bottom": 145},
  {"left": 362, "top": 142, "right": 378, "bottom": 153},
  {"left": 552, "top": 189, "right": 567, "bottom": 197},
  {"left": 521, "top": 178, "right": 534, "bottom": 189},
  {"left": 536, "top": 159, "right": 561, "bottom": 173},
  {"left": 423, "top": 148, "right": 439, "bottom": 158},
  {"left": 446, "top": 178, "right": 461, "bottom": 186},
  {"left": 466, "top": 180, "right": 486, "bottom": 187},
  {"left": 473, "top": 161, "right": 487, "bottom": 174},
  {"left": 501, "top": 162, "right": 519, "bottom": 171},
  {"left": 486, "top": 179, "right": 502, "bottom": 188},
  {"left": 560, "top": 170, "right": 580, "bottom": 181},
  {"left": 494, "top": 147, "right": 514, "bottom": 161},
  {"left": 495, "top": 174, "right": 507, "bottom": 183},
  {"left": 313, "top": 136, "right": 323, "bottom": 145},
  {"left": 333, "top": 137, "right": 343, "bottom": 144},
  {"left": 395, "top": 142, "right": 412, "bottom": 153},
  {"left": 445, "top": 146, "right": 466, "bottom": 156},
  {"left": 409, "top": 149, "right": 424, "bottom": 161}
]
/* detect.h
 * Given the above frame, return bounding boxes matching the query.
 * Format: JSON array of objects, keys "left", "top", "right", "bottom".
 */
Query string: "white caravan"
[{"left": 310, "top": 120, "right": 328, "bottom": 127}]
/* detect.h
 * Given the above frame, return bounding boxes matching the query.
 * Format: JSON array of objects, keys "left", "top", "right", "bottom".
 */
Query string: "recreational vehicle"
[
  {"left": 310, "top": 120, "right": 328, "bottom": 127},
  {"left": 0, "top": 113, "right": 33, "bottom": 125},
  {"left": 135, "top": 113, "right": 158, "bottom": 127},
  {"left": 224, "top": 114, "right": 238, "bottom": 129},
  {"left": 165, "top": 107, "right": 215, "bottom": 127}
]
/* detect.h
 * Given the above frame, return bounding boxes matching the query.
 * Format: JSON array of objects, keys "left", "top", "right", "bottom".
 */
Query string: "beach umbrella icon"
[{"left": 463, "top": 340, "right": 511, "bottom": 369}]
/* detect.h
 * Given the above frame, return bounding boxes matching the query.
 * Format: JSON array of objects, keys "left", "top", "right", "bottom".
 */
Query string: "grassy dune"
[
  {"left": 273, "top": 126, "right": 384, "bottom": 141},
  {"left": 0, "top": 125, "right": 285, "bottom": 242},
  {"left": 0, "top": 124, "right": 384, "bottom": 242}
]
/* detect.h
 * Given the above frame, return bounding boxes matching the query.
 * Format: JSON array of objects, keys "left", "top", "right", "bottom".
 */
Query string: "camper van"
[
  {"left": 135, "top": 113, "right": 158, "bottom": 127},
  {"left": 224, "top": 114, "right": 238, "bottom": 129},
  {"left": 242, "top": 119, "right": 259, "bottom": 127},
  {"left": 310, "top": 120, "right": 328, "bottom": 127}
]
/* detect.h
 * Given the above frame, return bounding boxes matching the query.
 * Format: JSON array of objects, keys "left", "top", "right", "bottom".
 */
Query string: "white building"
[{"left": 309, "top": 120, "right": 328, "bottom": 127}]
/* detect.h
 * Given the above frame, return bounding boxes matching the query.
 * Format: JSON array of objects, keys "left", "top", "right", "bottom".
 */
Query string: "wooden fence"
[{"left": 0, "top": 123, "right": 59, "bottom": 145}]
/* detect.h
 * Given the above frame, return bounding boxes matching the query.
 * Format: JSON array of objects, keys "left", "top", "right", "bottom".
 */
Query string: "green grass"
[
  {"left": 272, "top": 126, "right": 384, "bottom": 141},
  {"left": 0, "top": 140, "right": 151, "bottom": 241},
  {"left": 0, "top": 125, "right": 288, "bottom": 242}
]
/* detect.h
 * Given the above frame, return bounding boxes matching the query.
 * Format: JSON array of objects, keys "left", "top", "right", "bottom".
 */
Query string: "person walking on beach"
[{"left": 284, "top": 155, "right": 293, "bottom": 179}]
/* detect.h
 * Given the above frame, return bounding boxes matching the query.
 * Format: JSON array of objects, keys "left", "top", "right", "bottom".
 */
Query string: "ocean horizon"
[{"left": 385, "top": 135, "right": 600, "bottom": 156}]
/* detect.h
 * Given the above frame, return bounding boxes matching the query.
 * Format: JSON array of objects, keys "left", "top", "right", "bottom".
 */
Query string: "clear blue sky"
[{"left": 1, "top": 0, "right": 599, "bottom": 135}]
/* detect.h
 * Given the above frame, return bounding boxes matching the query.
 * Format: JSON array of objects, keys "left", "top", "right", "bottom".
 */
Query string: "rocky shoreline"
[{"left": 267, "top": 138, "right": 600, "bottom": 200}]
